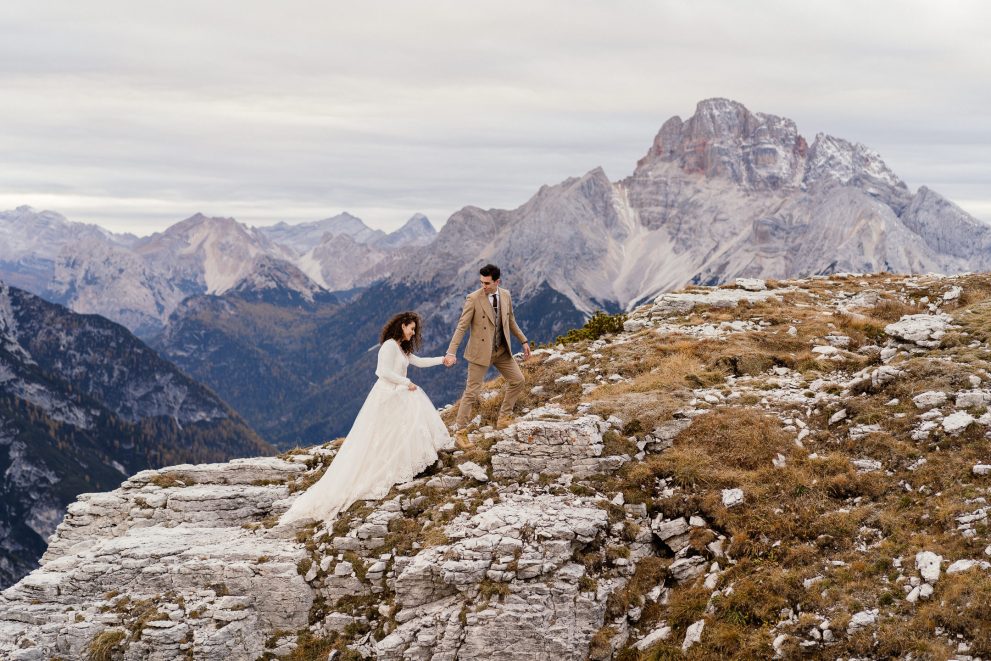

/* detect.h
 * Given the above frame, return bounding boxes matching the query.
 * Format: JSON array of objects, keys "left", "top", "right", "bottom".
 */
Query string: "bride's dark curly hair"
[{"left": 380, "top": 311, "right": 423, "bottom": 355}]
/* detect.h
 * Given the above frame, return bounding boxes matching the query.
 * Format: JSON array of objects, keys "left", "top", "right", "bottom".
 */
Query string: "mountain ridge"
[{"left": 0, "top": 281, "right": 272, "bottom": 588}]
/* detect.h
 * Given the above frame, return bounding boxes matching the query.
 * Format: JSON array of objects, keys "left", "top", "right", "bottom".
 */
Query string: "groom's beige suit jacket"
[{"left": 447, "top": 287, "right": 527, "bottom": 367}]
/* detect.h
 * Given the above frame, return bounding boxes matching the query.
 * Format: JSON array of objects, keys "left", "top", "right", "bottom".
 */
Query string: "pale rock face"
[
  {"left": 900, "top": 187, "right": 991, "bottom": 264},
  {"left": 380, "top": 492, "right": 612, "bottom": 660},
  {"left": 0, "top": 458, "right": 312, "bottom": 660},
  {"left": 135, "top": 214, "right": 295, "bottom": 296},
  {"left": 682, "top": 619, "right": 705, "bottom": 651},
  {"left": 50, "top": 236, "right": 188, "bottom": 336},
  {"left": 298, "top": 232, "right": 390, "bottom": 291},
  {"left": 0, "top": 412, "right": 654, "bottom": 660},
  {"left": 847, "top": 609, "right": 878, "bottom": 633},
  {"left": 491, "top": 412, "right": 628, "bottom": 478},
  {"left": 912, "top": 391, "right": 948, "bottom": 409}
]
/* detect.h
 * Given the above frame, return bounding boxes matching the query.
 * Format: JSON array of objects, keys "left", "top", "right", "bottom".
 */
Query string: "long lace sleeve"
[
  {"left": 409, "top": 354, "right": 444, "bottom": 368},
  {"left": 375, "top": 341, "right": 411, "bottom": 386}
]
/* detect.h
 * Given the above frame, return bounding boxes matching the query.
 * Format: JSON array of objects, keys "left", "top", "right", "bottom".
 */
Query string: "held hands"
[{"left": 443, "top": 354, "right": 457, "bottom": 368}]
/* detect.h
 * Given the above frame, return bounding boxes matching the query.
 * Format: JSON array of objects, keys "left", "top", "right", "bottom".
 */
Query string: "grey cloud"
[{"left": 0, "top": 0, "right": 987, "bottom": 234}]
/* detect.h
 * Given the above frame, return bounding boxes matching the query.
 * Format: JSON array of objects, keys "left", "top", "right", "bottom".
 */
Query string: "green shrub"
[{"left": 556, "top": 311, "right": 627, "bottom": 345}]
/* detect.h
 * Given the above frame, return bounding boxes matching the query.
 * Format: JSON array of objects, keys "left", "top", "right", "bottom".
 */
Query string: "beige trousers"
[{"left": 455, "top": 346, "right": 525, "bottom": 426}]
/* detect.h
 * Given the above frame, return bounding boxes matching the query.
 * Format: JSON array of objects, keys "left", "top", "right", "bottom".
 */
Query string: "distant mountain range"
[
  {"left": 4, "top": 97, "right": 991, "bottom": 447},
  {"left": 0, "top": 209, "right": 437, "bottom": 337},
  {"left": 0, "top": 282, "right": 270, "bottom": 588}
]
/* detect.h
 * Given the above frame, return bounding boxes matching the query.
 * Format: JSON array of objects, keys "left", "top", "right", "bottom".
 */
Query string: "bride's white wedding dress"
[{"left": 280, "top": 339, "right": 452, "bottom": 524}]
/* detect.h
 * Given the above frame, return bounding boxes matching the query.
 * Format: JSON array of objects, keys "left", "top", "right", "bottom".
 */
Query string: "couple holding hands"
[{"left": 281, "top": 263, "right": 530, "bottom": 524}]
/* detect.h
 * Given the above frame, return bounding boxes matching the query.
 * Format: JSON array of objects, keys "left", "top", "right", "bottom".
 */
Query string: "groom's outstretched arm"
[{"left": 446, "top": 295, "right": 474, "bottom": 358}]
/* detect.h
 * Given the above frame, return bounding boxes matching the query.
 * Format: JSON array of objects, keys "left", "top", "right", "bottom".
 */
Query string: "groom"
[{"left": 445, "top": 264, "right": 530, "bottom": 446}]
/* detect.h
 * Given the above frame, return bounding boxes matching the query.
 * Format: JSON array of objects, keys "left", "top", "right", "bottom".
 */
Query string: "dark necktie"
[{"left": 491, "top": 294, "right": 503, "bottom": 349}]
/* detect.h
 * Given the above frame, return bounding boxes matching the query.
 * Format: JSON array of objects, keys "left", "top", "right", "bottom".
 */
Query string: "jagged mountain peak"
[
  {"left": 636, "top": 98, "right": 807, "bottom": 191},
  {"left": 804, "top": 132, "right": 906, "bottom": 195},
  {"left": 152, "top": 213, "right": 257, "bottom": 241},
  {"left": 374, "top": 213, "right": 437, "bottom": 251},
  {"left": 133, "top": 213, "right": 286, "bottom": 296},
  {"left": 0, "top": 207, "right": 125, "bottom": 262},
  {"left": 257, "top": 212, "right": 385, "bottom": 255},
  {"left": 230, "top": 255, "right": 328, "bottom": 304}
]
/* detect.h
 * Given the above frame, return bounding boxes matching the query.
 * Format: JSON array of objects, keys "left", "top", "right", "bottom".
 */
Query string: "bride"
[{"left": 280, "top": 311, "right": 452, "bottom": 524}]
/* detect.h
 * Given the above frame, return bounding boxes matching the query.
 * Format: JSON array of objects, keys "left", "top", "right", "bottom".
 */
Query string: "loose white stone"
[
  {"left": 828, "top": 409, "right": 847, "bottom": 425},
  {"left": 633, "top": 623, "right": 672, "bottom": 651},
  {"left": 847, "top": 609, "right": 877, "bottom": 633},
  {"left": 682, "top": 619, "right": 705, "bottom": 651},
  {"left": 956, "top": 390, "right": 991, "bottom": 409},
  {"left": 735, "top": 278, "right": 766, "bottom": 291},
  {"left": 852, "top": 459, "right": 882, "bottom": 473},
  {"left": 669, "top": 556, "right": 707, "bottom": 583},
  {"left": 885, "top": 313, "right": 951, "bottom": 347},
  {"left": 457, "top": 462, "right": 489, "bottom": 483},
  {"left": 947, "top": 559, "right": 991, "bottom": 574},
  {"left": 915, "top": 551, "right": 942, "bottom": 584},
  {"left": 942, "top": 411, "right": 975, "bottom": 435},
  {"left": 973, "top": 465, "right": 991, "bottom": 476},
  {"left": 721, "top": 488, "right": 744, "bottom": 508},
  {"left": 913, "top": 391, "right": 948, "bottom": 409}
]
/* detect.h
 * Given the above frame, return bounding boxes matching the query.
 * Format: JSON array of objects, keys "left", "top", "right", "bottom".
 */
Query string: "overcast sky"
[{"left": 1, "top": 0, "right": 988, "bottom": 235}]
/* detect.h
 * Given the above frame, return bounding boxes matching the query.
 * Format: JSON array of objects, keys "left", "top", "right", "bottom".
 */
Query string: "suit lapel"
[
  {"left": 480, "top": 290, "right": 496, "bottom": 325},
  {"left": 496, "top": 288, "right": 507, "bottom": 328}
]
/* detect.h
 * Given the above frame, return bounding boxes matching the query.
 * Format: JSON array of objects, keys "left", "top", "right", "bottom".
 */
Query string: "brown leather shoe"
[
  {"left": 454, "top": 429, "right": 473, "bottom": 450},
  {"left": 496, "top": 415, "right": 515, "bottom": 430}
]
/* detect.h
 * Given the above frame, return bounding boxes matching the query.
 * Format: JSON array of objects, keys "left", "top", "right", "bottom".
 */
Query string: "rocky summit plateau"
[{"left": 6, "top": 271, "right": 991, "bottom": 659}]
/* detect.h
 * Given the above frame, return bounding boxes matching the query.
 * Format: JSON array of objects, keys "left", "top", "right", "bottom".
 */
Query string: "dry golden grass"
[
  {"left": 87, "top": 629, "right": 126, "bottom": 661},
  {"left": 675, "top": 408, "right": 791, "bottom": 471}
]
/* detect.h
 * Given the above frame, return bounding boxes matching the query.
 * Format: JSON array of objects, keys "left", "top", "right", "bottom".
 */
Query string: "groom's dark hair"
[{"left": 479, "top": 264, "right": 501, "bottom": 281}]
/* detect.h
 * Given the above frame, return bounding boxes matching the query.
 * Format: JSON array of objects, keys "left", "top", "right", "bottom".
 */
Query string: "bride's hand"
[{"left": 407, "top": 383, "right": 418, "bottom": 391}]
